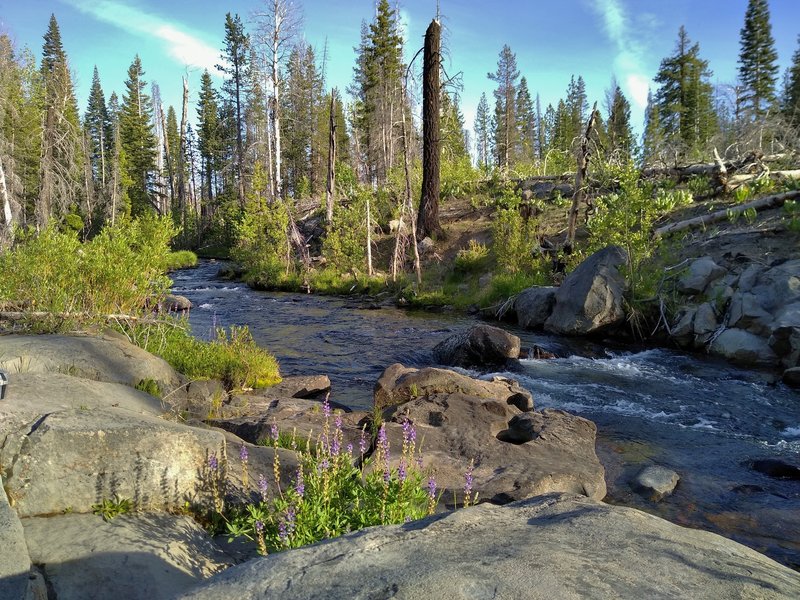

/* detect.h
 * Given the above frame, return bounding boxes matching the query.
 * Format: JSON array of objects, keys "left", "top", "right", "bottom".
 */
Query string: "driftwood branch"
[{"left": 654, "top": 190, "right": 800, "bottom": 237}]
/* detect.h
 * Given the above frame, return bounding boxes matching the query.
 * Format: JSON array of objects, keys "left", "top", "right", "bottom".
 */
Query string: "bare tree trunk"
[
  {"left": 366, "top": 193, "right": 373, "bottom": 276},
  {"left": 565, "top": 102, "right": 597, "bottom": 251},
  {"left": 325, "top": 92, "right": 336, "bottom": 225},
  {"left": 178, "top": 77, "right": 189, "bottom": 246},
  {"left": 159, "top": 104, "right": 175, "bottom": 214},
  {"left": 417, "top": 19, "right": 442, "bottom": 240},
  {"left": 272, "top": 40, "right": 283, "bottom": 198},
  {"left": 0, "top": 156, "right": 13, "bottom": 242}
]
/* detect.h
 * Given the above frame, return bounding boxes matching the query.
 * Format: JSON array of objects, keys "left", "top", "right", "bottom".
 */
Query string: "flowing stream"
[{"left": 174, "top": 260, "right": 800, "bottom": 569}]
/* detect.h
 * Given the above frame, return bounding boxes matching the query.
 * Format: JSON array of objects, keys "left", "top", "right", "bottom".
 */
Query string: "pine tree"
[
  {"left": 38, "top": 14, "right": 82, "bottom": 229},
  {"left": 488, "top": 44, "right": 519, "bottom": 170},
  {"left": 515, "top": 77, "right": 536, "bottom": 163},
  {"left": 474, "top": 92, "right": 491, "bottom": 169},
  {"left": 119, "top": 55, "right": 157, "bottom": 216},
  {"left": 654, "top": 26, "right": 717, "bottom": 155},
  {"left": 642, "top": 89, "right": 664, "bottom": 164},
  {"left": 197, "top": 69, "right": 221, "bottom": 212},
  {"left": 782, "top": 35, "right": 800, "bottom": 124},
  {"left": 565, "top": 75, "right": 588, "bottom": 145},
  {"left": 738, "top": 0, "right": 779, "bottom": 119},
  {"left": 605, "top": 83, "right": 634, "bottom": 160},
  {"left": 84, "top": 66, "right": 111, "bottom": 188},
  {"left": 441, "top": 91, "right": 468, "bottom": 160},
  {"left": 217, "top": 12, "right": 250, "bottom": 206}
]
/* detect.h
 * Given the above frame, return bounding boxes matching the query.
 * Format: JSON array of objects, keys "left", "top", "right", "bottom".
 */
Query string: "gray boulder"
[
  {"left": 545, "top": 246, "right": 629, "bottom": 336},
  {"left": 432, "top": 324, "right": 521, "bottom": 367},
  {"left": 692, "top": 302, "right": 718, "bottom": 342},
  {"left": 161, "top": 294, "right": 193, "bottom": 312},
  {"left": 0, "top": 476, "right": 38, "bottom": 600},
  {"left": 633, "top": 465, "right": 680, "bottom": 501},
  {"left": 728, "top": 291, "right": 774, "bottom": 336},
  {"left": 0, "top": 407, "right": 225, "bottom": 517},
  {"left": 0, "top": 333, "right": 183, "bottom": 395},
  {"left": 23, "top": 513, "right": 231, "bottom": 600},
  {"left": 514, "top": 286, "right": 557, "bottom": 329},
  {"left": 670, "top": 306, "right": 697, "bottom": 347},
  {"left": 709, "top": 328, "right": 777, "bottom": 366},
  {"left": 373, "top": 363, "right": 533, "bottom": 412},
  {"left": 177, "top": 494, "right": 800, "bottom": 600},
  {"left": 678, "top": 256, "right": 726, "bottom": 295}
]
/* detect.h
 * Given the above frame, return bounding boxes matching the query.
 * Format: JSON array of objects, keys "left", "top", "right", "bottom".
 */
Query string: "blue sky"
[{"left": 1, "top": 0, "right": 799, "bottom": 143}]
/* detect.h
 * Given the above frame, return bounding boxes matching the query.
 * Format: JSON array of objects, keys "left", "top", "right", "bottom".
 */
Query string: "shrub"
[
  {"left": 232, "top": 191, "right": 292, "bottom": 286},
  {"left": 454, "top": 240, "right": 490, "bottom": 274},
  {"left": 492, "top": 208, "right": 540, "bottom": 274},
  {"left": 165, "top": 250, "right": 199, "bottom": 271},
  {"left": 323, "top": 190, "right": 370, "bottom": 272}
]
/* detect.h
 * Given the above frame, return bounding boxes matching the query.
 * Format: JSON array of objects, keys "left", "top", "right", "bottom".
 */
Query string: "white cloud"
[
  {"left": 60, "top": 0, "right": 221, "bottom": 73},
  {"left": 590, "top": 0, "right": 650, "bottom": 109}
]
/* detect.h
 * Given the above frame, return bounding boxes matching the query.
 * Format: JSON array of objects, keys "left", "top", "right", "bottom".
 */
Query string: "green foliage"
[
  {"left": 733, "top": 185, "right": 752, "bottom": 204},
  {"left": 120, "top": 320, "right": 281, "bottom": 390},
  {"left": 454, "top": 240, "right": 490, "bottom": 274},
  {"left": 742, "top": 207, "right": 758, "bottom": 225},
  {"left": 135, "top": 378, "right": 161, "bottom": 398},
  {"left": 323, "top": 190, "right": 370, "bottom": 272},
  {"left": 92, "top": 495, "right": 133, "bottom": 521},
  {"left": 0, "top": 215, "right": 175, "bottom": 322},
  {"left": 224, "top": 404, "right": 436, "bottom": 554},
  {"left": 783, "top": 199, "right": 800, "bottom": 231},
  {"left": 440, "top": 156, "right": 477, "bottom": 200},
  {"left": 478, "top": 272, "right": 550, "bottom": 308},
  {"left": 738, "top": 0, "right": 779, "bottom": 119},
  {"left": 492, "top": 207, "right": 540, "bottom": 275},
  {"left": 165, "top": 250, "right": 199, "bottom": 271},
  {"left": 686, "top": 175, "right": 713, "bottom": 198}
]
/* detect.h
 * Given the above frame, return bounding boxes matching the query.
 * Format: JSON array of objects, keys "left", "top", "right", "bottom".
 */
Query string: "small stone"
[{"left": 634, "top": 465, "right": 680, "bottom": 501}]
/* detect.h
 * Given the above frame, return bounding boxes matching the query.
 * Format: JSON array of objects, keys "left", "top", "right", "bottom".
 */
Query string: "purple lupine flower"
[
  {"left": 279, "top": 506, "right": 296, "bottom": 542},
  {"left": 258, "top": 474, "right": 269, "bottom": 501},
  {"left": 359, "top": 428, "right": 368, "bottom": 455},
  {"left": 464, "top": 461, "right": 474, "bottom": 498},
  {"left": 409, "top": 425, "right": 417, "bottom": 446},
  {"left": 404, "top": 515, "right": 412, "bottom": 523},
  {"left": 377, "top": 424, "right": 388, "bottom": 452},
  {"left": 334, "top": 414, "right": 343, "bottom": 430},
  {"left": 331, "top": 436, "right": 341, "bottom": 456},
  {"left": 346, "top": 443, "right": 353, "bottom": 455},
  {"left": 239, "top": 444, "right": 249, "bottom": 463},
  {"left": 318, "top": 458, "right": 330, "bottom": 472},
  {"left": 208, "top": 453, "right": 218, "bottom": 471},
  {"left": 427, "top": 476, "right": 437, "bottom": 500},
  {"left": 383, "top": 466, "right": 392, "bottom": 484},
  {"left": 398, "top": 459, "right": 407, "bottom": 483},
  {"left": 270, "top": 422, "right": 279, "bottom": 442},
  {"left": 255, "top": 520, "right": 264, "bottom": 533},
  {"left": 278, "top": 522, "right": 288, "bottom": 543},
  {"left": 295, "top": 467, "right": 305, "bottom": 498},
  {"left": 323, "top": 395, "right": 332, "bottom": 419},
  {"left": 402, "top": 419, "right": 411, "bottom": 445}
]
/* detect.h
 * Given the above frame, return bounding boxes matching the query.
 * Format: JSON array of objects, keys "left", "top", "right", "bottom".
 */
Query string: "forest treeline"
[{"left": 0, "top": 0, "right": 798, "bottom": 257}]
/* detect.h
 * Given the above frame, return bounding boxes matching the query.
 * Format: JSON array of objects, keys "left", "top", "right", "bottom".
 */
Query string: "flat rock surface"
[
  {"left": 178, "top": 494, "right": 800, "bottom": 600},
  {"left": 0, "top": 476, "right": 32, "bottom": 600},
  {"left": 0, "top": 332, "right": 183, "bottom": 394},
  {"left": 23, "top": 512, "right": 231, "bottom": 600}
]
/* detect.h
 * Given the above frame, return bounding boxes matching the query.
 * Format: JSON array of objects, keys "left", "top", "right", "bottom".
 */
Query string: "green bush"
[
  {"left": 323, "top": 190, "right": 370, "bottom": 272},
  {"left": 492, "top": 208, "right": 540, "bottom": 274},
  {"left": 0, "top": 215, "right": 175, "bottom": 321},
  {"left": 120, "top": 320, "right": 281, "bottom": 390},
  {"left": 454, "top": 240, "right": 490, "bottom": 274},
  {"left": 165, "top": 250, "right": 199, "bottom": 271}
]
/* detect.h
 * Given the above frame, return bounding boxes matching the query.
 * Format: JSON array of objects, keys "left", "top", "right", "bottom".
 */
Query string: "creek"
[{"left": 174, "top": 260, "right": 800, "bottom": 569}]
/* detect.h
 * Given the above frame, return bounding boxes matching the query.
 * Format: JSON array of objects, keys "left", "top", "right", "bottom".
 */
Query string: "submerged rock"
[
  {"left": 177, "top": 494, "right": 800, "bottom": 600},
  {"left": 432, "top": 323, "right": 521, "bottom": 367},
  {"left": 633, "top": 465, "right": 680, "bottom": 502}
]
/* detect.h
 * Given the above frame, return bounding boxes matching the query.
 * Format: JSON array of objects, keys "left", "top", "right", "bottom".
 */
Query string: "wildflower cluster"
[{"left": 222, "top": 397, "right": 439, "bottom": 554}]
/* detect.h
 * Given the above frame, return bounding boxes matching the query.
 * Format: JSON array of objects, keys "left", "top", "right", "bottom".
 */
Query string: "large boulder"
[
  {"left": 545, "top": 246, "right": 629, "bottom": 336},
  {"left": 514, "top": 286, "right": 557, "bottom": 329},
  {"left": 678, "top": 256, "right": 726, "bottom": 295},
  {"left": 177, "top": 494, "right": 800, "bottom": 600},
  {"left": 0, "top": 333, "right": 183, "bottom": 394},
  {"left": 373, "top": 363, "right": 533, "bottom": 412},
  {"left": 0, "top": 476, "right": 40, "bottom": 600},
  {"left": 23, "top": 513, "right": 231, "bottom": 600},
  {"left": 432, "top": 324, "right": 521, "bottom": 367},
  {"left": 709, "top": 328, "right": 777, "bottom": 366},
  {"left": 0, "top": 407, "right": 225, "bottom": 517}
]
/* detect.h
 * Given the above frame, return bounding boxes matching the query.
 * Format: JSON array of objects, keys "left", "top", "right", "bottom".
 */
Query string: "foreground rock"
[
  {"left": 0, "top": 476, "right": 41, "bottom": 600},
  {"left": 23, "top": 513, "right": 231, "bottom": 600},
  {"left": 432, "top": 324, "right": 520, "bottom": 367},
  {"left": 0, "top": 333, "right": 183, "bottom": 394},
  {"left": 178, "top": 493, "right": 800, "bottom": 600},
  {"left": 375, "top": 364, "right": 603, "bottom": 504},
  {"left": 545, "top": 246, "right": 629, "bottom": 336}
]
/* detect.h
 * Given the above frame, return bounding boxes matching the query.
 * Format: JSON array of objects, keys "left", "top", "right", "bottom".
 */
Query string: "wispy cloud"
[
  {"left": 589, "top": 0, "right": 651, "bottom": 109},
  {"left": 59, "top": 0, "right": 220, "bottom": 73}
]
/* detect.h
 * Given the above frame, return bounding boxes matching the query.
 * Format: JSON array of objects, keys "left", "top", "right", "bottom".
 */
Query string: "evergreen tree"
[
  {"left": 441, "top": 90, "right": 468, "bottom": 160},
  {"left": 782, "top": 35, "right": 800, "bottom": 124},
  {"left": 515, "top": 76, "right": 536, "bottom": 162},
  {"left": 474, "top": 92, "right": 491, "bottom": 169},
  {"left": 38, "top": 14, "right": 82, "bottom": 229},
  {"left": 84, "top": 66, "right": 111, "bottom": 188},
  {"left": 488, "top": 44, "right": 519, "bottom": 170},
  {"left": 119, "top": 55, "right": 157, "bottom": 216},
  {"left": 197, "top": 69, "right": 221, "bottom": 212},
  {"left": 217, "top": 12, "right": 250, "bottom": 206},
  {"left": 642, "top": 89, "right": 664, "bottom": 164},
  {"left": 654, "top": 26, "right": 717, "bottom": 155},
  {"left": 605, "top": 83, "right": 634, "bottom": 160},
  {"left": 565, "top": 75, "right": 588, "bottom": 144},
  {"left": 535, "top": 93, "right": 544, "bottom": 161},
  {"left": 738, "top": 0, "right": 779, "bottom": 119}
]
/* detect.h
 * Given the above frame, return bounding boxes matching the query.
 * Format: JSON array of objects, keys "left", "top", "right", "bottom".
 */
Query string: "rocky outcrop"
[
  {"left": 514, "top": 286, "right": 557, "bottom": 329},
  {"left": 374, "top": 364, "right": 604, "bottom": 505},
  {"left": 373, "top": 363, "right": 533, "bottom": 412},
  {"left": 545, "top": 246, "right": 629, "bottom": 335},
  {"left": 177, "top": 493, "right": 800, "bottom": 600},
  {"left": 431, "top": 324, "right": 520, "bottom": 367},
  {"left": 23, "top": 513, "right": 231, "bottom": 600},
  {"left": 670, "top": 257, "right": 800, "bottom": 368},
  {"left": 0, "top": 333, "right": 183, "bottom": 394},
  {"left": 0, "top": 476, "right": 41, "bottom": 600}
]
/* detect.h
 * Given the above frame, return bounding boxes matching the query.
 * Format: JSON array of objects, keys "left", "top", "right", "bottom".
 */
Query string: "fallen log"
[
  {"left": 654, "top": 190, "right": 800, "bottom": 237},
  {"left": 0, "top": 311, "right": 186, "bottom": 327}
]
